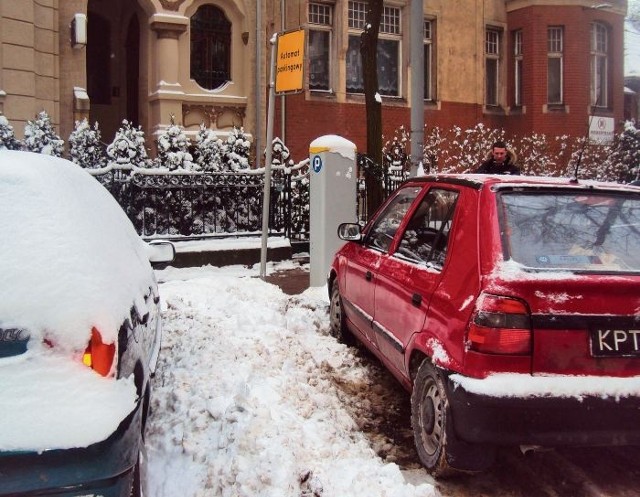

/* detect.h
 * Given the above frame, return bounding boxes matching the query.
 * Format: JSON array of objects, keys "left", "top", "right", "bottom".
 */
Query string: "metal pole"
[
  {"left": 260, "top": 34, "right": 278, "bottom": 279},
  {"left": 409, "top": 0, "right": 424, "bottom": 177},
  {"left": 255, "top": 0, "right": 263, "bottom": 168}
]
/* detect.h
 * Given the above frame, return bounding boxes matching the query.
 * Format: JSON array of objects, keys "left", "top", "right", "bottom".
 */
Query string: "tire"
[
  {"left": 329, "top": 283, "right": 354, "bottom": 345},
  {"left": 130, "top": 445, "right": 147, "bottom": 497},
  {"left": 411, "top": 359, "right": 453, "bottom": 477},
  {"left": 411, "top": 360, "right": 496, "bottom": 476}
]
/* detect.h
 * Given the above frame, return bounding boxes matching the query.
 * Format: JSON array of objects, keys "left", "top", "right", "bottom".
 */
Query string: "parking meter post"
[{"left": 309, "top": 135, "right": 357, "bottom": 287}]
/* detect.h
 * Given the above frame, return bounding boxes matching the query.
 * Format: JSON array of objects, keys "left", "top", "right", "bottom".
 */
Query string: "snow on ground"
[{"left": 146, "top": 261, "right": 437, "bottom": 497}]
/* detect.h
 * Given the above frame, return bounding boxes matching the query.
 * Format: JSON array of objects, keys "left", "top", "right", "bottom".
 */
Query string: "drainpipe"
[
  {"left": 409, "top": 0, "right": 424, "bottom": 176},
  {"left": 256, "top": 0, "right": 262, "bottom": 167},
  {"left": 280, "top": 0, "right": 286, "bottom": 144}
]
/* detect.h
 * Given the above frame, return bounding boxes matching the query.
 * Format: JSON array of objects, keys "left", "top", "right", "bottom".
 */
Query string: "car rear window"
[{"left": 499, "top": 190, "right": 640, "bottom": 272}]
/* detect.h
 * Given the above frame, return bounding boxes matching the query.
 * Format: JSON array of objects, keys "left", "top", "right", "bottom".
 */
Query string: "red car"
[{"left": 329, "top": 174, "right": 640, "bottom": 475}]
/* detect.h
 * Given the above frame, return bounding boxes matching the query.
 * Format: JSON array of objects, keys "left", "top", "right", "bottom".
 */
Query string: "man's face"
[{"left": 492, "top": 147, "right": 507, "bottom": 164}]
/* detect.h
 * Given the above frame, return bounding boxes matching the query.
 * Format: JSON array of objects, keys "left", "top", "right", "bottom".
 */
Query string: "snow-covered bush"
[
  {"left": 68, "top": 119, "right": 106, "bottom": 168},
  {"left": 603, "top": 120, "right": 640, "bottom": 182},
  {"left": 23, "top": 110, "right": 64, "bottom": 156},
  {"left": 155, "top": 116, "right": 195, "bottom": 171},
  {"left": 194, "top": 123, "right": 224, "bottom": 171},
  {"left": 270, "top": 137, "right": 294, "bottom": 168},
  {"left": 106, "top": 119, "right": 150, "bottom": 168},
  {"left": 223, "top": 126, "right": 251, "bottom": 171},
  {"left": 0, "top": 114, "right": 21, "bottom": 150}
]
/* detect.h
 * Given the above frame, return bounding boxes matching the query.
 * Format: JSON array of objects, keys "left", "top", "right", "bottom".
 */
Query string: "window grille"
[{"left": 190, "top": 5, "right": 231, "bottom": 90}]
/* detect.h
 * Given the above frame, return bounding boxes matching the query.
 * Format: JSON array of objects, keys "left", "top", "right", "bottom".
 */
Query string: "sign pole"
[{"left": 260, "top": 34, "right": 278, "bottom": 279}]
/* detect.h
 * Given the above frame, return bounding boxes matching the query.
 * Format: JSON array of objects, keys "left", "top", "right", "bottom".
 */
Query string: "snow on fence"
[{"left": 87, "top": 160, "right": 310, "bottom": 241}]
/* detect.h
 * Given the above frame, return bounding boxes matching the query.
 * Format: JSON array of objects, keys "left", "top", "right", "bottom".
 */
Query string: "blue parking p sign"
[{"left": 312, "top": 155, "right": 323, "bottom": 173}]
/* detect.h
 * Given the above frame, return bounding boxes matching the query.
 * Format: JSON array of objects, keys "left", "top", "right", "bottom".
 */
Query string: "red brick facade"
[{"left": 277, "top": 3, "right": 626, "bottom": 163}]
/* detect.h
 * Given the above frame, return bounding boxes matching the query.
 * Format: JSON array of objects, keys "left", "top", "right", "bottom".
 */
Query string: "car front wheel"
[{"left": 329, "top": 283, "right": 353, "bottom": 345}]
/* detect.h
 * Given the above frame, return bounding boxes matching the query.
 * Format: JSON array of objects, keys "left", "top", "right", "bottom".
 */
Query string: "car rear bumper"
[
  {"left": 445, "top": 374, "right": 640, "bottom": 447},
  {"left": 0, "top": 401, "right": 141, "bottom": 497}
]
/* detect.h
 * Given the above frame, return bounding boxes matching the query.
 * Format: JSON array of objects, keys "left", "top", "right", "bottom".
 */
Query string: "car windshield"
[{"left": 499, "top": 190, "right": 640, "bottom": 272}]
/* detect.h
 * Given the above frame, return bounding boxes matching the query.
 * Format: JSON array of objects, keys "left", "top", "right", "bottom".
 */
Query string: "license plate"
[{"left": 590, "top": 329, "right": 640, "bottom": 357}]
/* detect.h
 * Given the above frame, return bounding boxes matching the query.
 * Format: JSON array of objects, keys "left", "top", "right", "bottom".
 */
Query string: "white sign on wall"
[{"left": 589, "top": 116, "right": 614, "bottom": 145}]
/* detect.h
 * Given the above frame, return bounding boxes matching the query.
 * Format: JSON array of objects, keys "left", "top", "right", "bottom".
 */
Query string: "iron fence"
[
  {"left": 88, "top": 161, "right": 310, "bottom": 242},
  {"left": 88, "top": 148, "right": 408, "bottom": 241}
]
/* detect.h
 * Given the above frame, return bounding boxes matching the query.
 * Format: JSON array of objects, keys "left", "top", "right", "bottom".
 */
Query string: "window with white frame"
[
  {"left": 346, "top": 1, "right": 401, "bottom": 96},
  {"left": 547, "top": 26, "right": 563, "bottom": 105},
  {"left": 308, "top": 3, "right": 333, "bottom": 91},
  {"left": 424, "top": 19, "right": 435, "bottom": 101},
  {"left": 485, "top": 28, "right": 501, "bottom": 106},
  {"left": 514, "top": 30, "right": 523, "bottom": 107},
  {"left": 591, "top": 22, "right": 609, "bottom": 107}
]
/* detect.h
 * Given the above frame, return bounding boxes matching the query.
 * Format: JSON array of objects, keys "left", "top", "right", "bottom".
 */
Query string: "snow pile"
[{"left": 147, "top": 264, "right": 436, "bottom": 497}]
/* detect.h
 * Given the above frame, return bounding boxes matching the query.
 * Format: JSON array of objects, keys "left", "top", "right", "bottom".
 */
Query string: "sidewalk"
[{"left": 263, "top": 266, "right": 311, "bottom": 295}]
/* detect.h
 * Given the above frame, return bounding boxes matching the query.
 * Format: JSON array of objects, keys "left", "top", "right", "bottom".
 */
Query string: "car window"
[
  {"left": 364, "top": 186, "right": 422, "bottom": 252},
  {"left": 500, "top": 191, "right": 640, "bottom": 272},
  {"left": 396, "top": 188, "right": 459, "bottom": 268}
]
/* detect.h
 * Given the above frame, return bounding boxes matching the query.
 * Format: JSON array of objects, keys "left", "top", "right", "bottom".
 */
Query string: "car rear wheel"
[
  {"left": 411, "top": 360, "right": 452, "bottom": 477},
  {"left": 329, "top": 283, "right": 354, "bottom": 345},
  {"left": 411, "top": 360, "right": 496, "bottom": 476}
]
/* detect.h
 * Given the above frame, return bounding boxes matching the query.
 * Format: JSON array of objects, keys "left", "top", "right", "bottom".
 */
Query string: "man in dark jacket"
[{"left": 475, "top": 140, "right": 520, "bottom": 175}]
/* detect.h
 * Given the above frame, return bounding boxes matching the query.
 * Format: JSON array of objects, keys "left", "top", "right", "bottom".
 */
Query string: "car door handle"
[
  {"left": 412, "top": 293, "right": 422, "bottom": 307},
  {"left": 365, "top": 271, "right": 373, "bottom": 281}
]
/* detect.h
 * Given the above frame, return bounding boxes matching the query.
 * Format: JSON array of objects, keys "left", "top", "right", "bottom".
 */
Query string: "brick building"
[{"left": 0, "top": 0, "right": 627, "bottom": 164}]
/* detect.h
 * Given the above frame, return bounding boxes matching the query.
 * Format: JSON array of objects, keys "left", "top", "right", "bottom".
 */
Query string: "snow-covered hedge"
[{"left": 3, "top": 111, "right": 640, "bottom": 183}]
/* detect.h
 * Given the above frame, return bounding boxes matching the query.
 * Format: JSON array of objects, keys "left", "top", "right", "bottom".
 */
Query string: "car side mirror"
[
  {"left": 146, "top": 240, "right": 176, "bottom": 269},
  {"left": 337, "top": 222, "right": 362, "bottom": 241}
]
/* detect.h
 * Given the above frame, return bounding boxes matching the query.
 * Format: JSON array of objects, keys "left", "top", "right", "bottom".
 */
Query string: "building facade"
[{"left": 0, "top": 0, "right": 627, "bottom": 164}]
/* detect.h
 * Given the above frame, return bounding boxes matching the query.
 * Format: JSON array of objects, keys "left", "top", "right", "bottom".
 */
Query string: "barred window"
[{"left": 190, "top": 5, "right": 231, "bottom": 90}]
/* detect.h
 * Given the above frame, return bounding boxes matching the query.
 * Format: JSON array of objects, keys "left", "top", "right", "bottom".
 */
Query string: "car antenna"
[{"left": 571, "top": 93, "right": 601, "bottom": 183}]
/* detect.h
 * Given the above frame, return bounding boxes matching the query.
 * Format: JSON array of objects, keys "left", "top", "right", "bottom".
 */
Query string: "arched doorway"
[{"left": 87, "top": 0, "right": 141, "bottom": 142}]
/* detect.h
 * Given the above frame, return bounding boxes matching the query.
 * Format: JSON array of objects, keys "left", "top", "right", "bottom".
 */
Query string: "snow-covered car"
[
  {"left": 0, "top": 150, "right": 175, "bottom": 496},
  {"left": 329, "top": 174, "right": 640, "bottom": 476}
]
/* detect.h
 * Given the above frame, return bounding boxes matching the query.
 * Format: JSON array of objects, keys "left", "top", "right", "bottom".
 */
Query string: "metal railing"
[{"left": 88, "top": 160, "right": 310, "bottom": 242}]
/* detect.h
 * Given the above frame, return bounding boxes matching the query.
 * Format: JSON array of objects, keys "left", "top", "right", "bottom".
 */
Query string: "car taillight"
[
  {"left": 83, "top": 327, "right": 116, "bottom": 376},
  {"left": 467, "top": 293, "right": 532, "bottom": 355}
]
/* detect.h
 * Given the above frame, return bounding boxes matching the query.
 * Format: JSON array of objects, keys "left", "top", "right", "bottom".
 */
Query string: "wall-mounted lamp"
[
  {"left": 70, "top": 13, "right": 88, "bottom": 48},
  {"left": 242, "top": 31, "right": 249, "bottom": 45}
]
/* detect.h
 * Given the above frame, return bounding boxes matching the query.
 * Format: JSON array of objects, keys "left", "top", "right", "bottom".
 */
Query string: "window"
[
  {"left": 547, "top": 27, "right": 563, "bottom": 105},
  {"left": 397, "top": 189, "right": 459, "bottom": 268},
  {"left": 500, "top": 192, "right": 640, "bottom": 272},
  {"left": 514, "top": 30, "right": 523, "bottom": 107},
  {"left": 424, "top": 19, "right": 435, "bottom": 101},
  {"left": 308, "top": 3, "right": 332, "bottom": 91},
  {"left": 485, "top": 28, "right": 501, "bottom": 106},
  {"left": 190, "top": 5, "right": 231, "bottom": 90},
  {"left": 591, "top": 22, "right": 609, "bottom": 107},
  {"left": 365, "top": 186, "right": 422, "bottom": 253},
  {"left": 346, "top": 1, "right": 401, "bottom": 96}
]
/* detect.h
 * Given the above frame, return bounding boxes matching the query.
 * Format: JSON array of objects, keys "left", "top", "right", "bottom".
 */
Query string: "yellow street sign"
[{"left": 275, "top": 29, "right": 305, "bottom": 94}]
